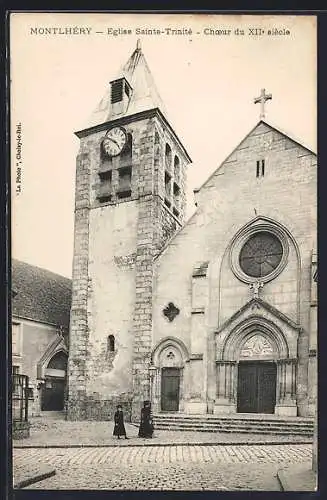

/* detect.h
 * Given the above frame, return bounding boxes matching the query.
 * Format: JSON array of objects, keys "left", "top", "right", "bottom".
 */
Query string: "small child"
[{"left": 113, "top": 404, "right": 128, "bottom": 440}]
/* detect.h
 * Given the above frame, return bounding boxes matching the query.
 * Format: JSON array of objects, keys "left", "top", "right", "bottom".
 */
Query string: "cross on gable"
[{"left": 254, "top": 88, "right": 272, "bottom": 119}]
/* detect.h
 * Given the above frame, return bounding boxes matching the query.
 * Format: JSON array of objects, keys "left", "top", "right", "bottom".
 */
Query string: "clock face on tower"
[{"left": 102, "top": 127, "right": 127, "bottom": 157}]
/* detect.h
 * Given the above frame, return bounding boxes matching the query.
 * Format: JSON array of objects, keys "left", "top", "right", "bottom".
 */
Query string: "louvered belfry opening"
[
  {"left": 97, "top": 170, "right": 113, "bottom": 203},
  {"left": 117, "top": 166, "right": 132, "bottom": 199},
  {"left": 111, "top": 80, "right": 124, "bottom": 103}
]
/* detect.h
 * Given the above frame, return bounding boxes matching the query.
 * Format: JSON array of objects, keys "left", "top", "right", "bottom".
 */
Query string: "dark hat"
[{"left": 117, "top": 404, "right": 122, "bottom": 409}]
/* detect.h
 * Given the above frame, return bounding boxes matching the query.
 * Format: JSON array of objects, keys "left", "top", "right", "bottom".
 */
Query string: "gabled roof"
[
  {"left": 195, "top": 119, "right": 316, "bottom": 193},
  {"left": 155, "top": 118, "right": 316, "bottom": 262},
  {"left": 12, "top": 259, "right": 72, "bottom": 328},
  {"left": 84, "top": 42, "right": 168, "bottom": 129},
  {"left": 260, "top": 119, "right": 316, "bottom": 155}
]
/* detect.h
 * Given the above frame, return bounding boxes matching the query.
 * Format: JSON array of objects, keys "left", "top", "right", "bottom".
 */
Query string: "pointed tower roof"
[{"left": 83, "top": 40, "right": 168, "bottom": 129}]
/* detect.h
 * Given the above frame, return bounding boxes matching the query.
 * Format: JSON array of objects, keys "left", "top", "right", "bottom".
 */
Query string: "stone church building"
[{"left": 67, "top": 42, "right": 317, "bottom": 421}]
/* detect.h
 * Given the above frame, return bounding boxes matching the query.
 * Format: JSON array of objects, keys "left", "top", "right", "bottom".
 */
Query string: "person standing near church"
[
  {"left": 113, "top": 405, "right": 128, "bottom": 440},
  {"left": 138, "top": 400, "right": 154, "bottom": 438}
]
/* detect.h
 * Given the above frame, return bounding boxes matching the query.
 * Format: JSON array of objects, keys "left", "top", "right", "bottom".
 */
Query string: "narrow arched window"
[
  {"left": 174, "top": 155, "right": 180, "bottom": 181},
  {"left": 120, "top": 133, "right": 132, "bottom": 162},
  {"left": 165, "top": 143, "right": 172, "bottom": 169},
  {"left": 107, "top": 335, "right": 115, "bottom": 352}
]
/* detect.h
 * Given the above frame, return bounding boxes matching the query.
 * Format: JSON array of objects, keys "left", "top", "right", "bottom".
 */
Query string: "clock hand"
[{"left": 110, "top": 138, "right": 120, "bottom": 147}]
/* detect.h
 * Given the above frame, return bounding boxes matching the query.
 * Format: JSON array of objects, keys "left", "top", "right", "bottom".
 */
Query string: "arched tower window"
[
  {"left": 174, "top": 155, "right": 180, "bottom": 182},
  {"left": 165, "top": 144, "right": 172, "bottom": 170},
  {"left": 107, "top": 335, "right": 115, "bottom": 352},
  {"left": 117, "top": 133, "right": 133, "bottom": 199},
  {"left": 120, "top": 133, "right": 132, "bottom": 164},
  {"left": 164, "top": 144, "right": 173, "bottom": 208},
  {"left": 173, "top": 155, "right": 181, "bottom": 217},
  {"left": 100, "top": 140, "right": 114, "bottom": 164}
]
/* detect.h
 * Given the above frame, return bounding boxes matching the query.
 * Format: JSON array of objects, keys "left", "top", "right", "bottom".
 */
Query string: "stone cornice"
[{"left": 75, "top": 108, "right": 192, "bottom": 164}]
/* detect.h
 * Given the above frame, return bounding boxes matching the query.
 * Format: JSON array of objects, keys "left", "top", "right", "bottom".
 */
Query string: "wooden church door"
[
  {"left": 237, "top": 362, "right": 277, "bottom": 414},
  {"left": 161, "top": 368, "right": 180, "bottom": 411}
]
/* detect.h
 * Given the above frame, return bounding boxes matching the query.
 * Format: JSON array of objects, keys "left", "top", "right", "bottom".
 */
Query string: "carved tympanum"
[{"left": 240, "top": 334, "right": 274, "bottom": 358}]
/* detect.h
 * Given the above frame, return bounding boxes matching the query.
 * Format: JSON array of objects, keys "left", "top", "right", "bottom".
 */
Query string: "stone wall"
[
  {"left": 67, "top": 152, "right": 91, "bottom": 420},
  {"left": 131, "top": 118, "right": 187, "bottom": 418},
  {"left": 68, "top": 112, "right": 190, "bottom": 421}
]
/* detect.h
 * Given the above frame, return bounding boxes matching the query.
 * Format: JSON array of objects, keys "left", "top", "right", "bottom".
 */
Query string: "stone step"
[
  {"left": 153, "top": 414, "right": 313, "bottom": 426},
  {"left": 153, "top": 424, "right": 313, "bottom": 436},
  {"left": 153, "top": 413, "right": 313, "bottom": 421},
  {"left": 155, "top": 423, "right": 313, "bottom": 436},
  {"left": 154, "top": 417, "right": 314, "bottom": 429},
  {"left": 40, "top": 411, "right": 65, "bottom": 420},
  {"left": 153, "top": 418, "right": 313, "bottom": 427},
  {"left": 154, "top": 417, "right": 313, "bottom": 429},
  {"left": 152, "top": 413, "right": 314, "bottom": 435},
  {"left": 153, "top": 420, "right": 313, "bottom": 429},
  {"left": 153, "top": 424, "right": 312, "bottom": 435}
]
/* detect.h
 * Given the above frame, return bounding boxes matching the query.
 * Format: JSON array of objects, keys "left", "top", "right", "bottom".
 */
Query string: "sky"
[{"left": 10, "top": 13, "right": 317, "bottom": 278}]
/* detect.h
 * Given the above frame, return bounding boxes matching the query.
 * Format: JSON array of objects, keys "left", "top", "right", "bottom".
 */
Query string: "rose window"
[{"left": 239, "top": 231, "right": 283, "bottom": 278}]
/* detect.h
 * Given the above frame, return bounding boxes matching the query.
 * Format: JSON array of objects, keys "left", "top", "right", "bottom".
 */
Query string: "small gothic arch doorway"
[
  {"left": 41, "top": 351, "right": 68, "bottom": 411},
  {"left": 161, "top": 366, "right": 181, "bottom": 412},
  {"left": 151, "top": 337, "right": 190, "bottom": 413}
]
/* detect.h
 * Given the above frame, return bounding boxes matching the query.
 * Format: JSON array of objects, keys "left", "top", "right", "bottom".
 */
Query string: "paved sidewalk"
[
  {"left": 277, "top": 462, "right": 317, "bottom": 491},
  {"left": 13, "top": 417, "right": 313, "bottom": 448},
  {"left": 13, "top": 459, "right": 55, "bottom": 489}
]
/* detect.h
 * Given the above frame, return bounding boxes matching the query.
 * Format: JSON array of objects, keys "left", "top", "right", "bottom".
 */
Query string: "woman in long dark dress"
[
  {"left": 113, "top": 405, "right": 128, "bottom": 439},
  {"left": 138, "top": 400, "right": 154, "bottom": 438}
]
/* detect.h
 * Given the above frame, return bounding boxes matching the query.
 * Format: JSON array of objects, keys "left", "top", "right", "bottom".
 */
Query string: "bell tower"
[{"left": 67, "top": 41, "right": 191, "bottom": 420}]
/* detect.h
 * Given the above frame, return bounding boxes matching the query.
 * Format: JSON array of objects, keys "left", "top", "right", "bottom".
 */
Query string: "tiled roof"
[{"left": 12, "top": 259, "right": 72, "bottom": 328}]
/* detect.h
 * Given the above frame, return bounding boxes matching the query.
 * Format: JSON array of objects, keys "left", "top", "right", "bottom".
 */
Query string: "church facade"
[{"left": 67, "top": 43, "right": 317, "bottom": 421}]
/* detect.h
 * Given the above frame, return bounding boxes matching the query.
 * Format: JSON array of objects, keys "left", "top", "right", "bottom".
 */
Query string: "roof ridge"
[
  {"left": 12, "top": 259, "right": 72, "bottom": 327},
  {"left": 195, "top": 119, "right": 316, "bottom": 193},
  {"left": 12, "top": 258, "right": 72, "bottom": 281}
]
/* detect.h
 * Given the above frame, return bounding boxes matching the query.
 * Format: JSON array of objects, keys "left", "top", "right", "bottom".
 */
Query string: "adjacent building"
[{"left": 12, "top": 259, "right": 71, "bottom": 414}]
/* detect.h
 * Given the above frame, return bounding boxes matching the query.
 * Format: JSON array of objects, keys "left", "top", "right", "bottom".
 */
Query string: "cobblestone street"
[{"left": 14, "top": 444, "right": 312, "bottom": 490}]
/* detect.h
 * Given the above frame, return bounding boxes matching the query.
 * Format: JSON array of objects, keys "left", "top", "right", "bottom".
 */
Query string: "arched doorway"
[
  {"left": 236, "top": 334, "right": 277, "bottom": 413},
  {"left": 215, "top": 313, "right": 298, "bottom": 416},
  {"left": 41, "top": 351, "right": 68, "bottom": 411},
  {"left": 151, "top": 337, "right": 190, "bottom": 413}
]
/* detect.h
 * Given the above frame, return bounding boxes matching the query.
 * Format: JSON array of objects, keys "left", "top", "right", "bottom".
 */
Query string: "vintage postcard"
[{"left": 10, "top": 12, "right": 317, "bottom": 491}]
